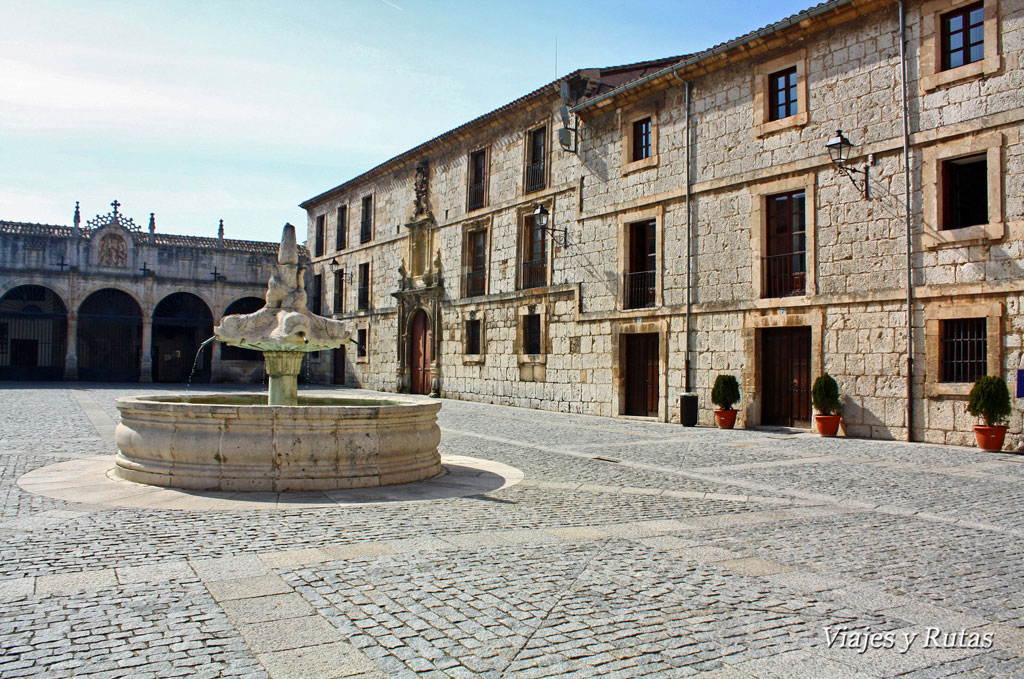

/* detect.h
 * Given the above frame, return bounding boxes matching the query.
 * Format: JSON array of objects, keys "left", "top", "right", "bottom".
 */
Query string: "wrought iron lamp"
[
  {"left": 328, "top": 257, "right": 353, "bottom": 283},
  {"left": 826, "top": 129, "right": 870, "bottom": 199},
  {"left": 533, "top": 204, "right": 569, "bottom": 247}
]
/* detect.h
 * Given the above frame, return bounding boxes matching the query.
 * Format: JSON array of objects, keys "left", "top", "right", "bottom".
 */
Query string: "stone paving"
[{"left": 1, "top": 383, "right": 1024, "bottom": 678}]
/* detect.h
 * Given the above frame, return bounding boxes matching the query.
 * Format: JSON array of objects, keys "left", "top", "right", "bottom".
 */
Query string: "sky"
[{"left": 1, "top": 0, "right": 816, "bottom": 242}]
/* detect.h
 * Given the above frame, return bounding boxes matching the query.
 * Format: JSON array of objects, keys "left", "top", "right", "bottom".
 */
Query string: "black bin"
[{"left": 680, "top": 393, "right": 698, "bottom": 427}]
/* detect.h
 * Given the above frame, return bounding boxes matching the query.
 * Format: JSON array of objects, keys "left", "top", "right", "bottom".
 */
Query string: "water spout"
[{"left": 186, "top": 337, "right": 217, "bottom": 392}]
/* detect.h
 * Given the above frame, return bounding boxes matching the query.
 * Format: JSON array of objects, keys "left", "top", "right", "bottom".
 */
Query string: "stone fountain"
[{"left": 113, "top": 224, "right": 442, "bottom": 492}]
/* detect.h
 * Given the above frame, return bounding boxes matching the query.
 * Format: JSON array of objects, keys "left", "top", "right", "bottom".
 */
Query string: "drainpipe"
[
  {"left": 898, "top": 0, "right": 915, "bottom": 442},
  {"left": 673, "top": 72, "right": 693, "bottom": 393}
]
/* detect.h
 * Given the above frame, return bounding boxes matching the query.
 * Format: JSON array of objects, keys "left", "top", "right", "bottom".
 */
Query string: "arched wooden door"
[{"left": 410, "top": 309, "right": 431, "bottom": 395}]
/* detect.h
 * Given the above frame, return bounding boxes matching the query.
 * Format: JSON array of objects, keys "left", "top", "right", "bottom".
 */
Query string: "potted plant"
[
  {"left": 967, "top": 375, "right": 1011, "bottom": 451},
  {"left": 811, "top": 373, "right": 843, "bottom": 437},
  {"left": 711, "top": 374, "right": 740, "bottom": 429}
]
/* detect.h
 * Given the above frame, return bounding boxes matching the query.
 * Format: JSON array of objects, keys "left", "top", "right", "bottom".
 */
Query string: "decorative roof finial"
[
  {"left": 111, "top": 199, "right": 121, "bottom": 216},
  {"left": 218, "top": 219, "right": 224, "bottom": 240},
  {"left": 73, "top": 201, "right": 81, "bottom": 228},
  {"left": 149, "top": 213, "right": 156, "bottom": 234}
]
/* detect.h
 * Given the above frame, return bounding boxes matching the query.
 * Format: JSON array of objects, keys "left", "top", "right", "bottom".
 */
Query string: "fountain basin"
[{"left": 113, "top": 394, "right": 442, "bottom": 491}]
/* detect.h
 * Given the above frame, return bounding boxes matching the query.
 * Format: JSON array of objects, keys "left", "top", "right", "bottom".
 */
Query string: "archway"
[
  {"left": 0, "top": 285, "right": 67, "bottom": 381},
  {"left": 409, "top": 309, "right": 431, "bottom": 395},
  {"left": 152, "top": 292, "right": 213, "bottom": 383},
  {"left": 219, "top": 297, "right": 264, "bottom": 362},
  {"left": 78, "top": 289, "right": 142, "bottom": 382}
]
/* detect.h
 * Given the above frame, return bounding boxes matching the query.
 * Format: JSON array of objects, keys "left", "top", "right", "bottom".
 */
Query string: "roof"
[
  {"left": 0, "top": 220, "right": 282, "bottom": 256},
  {"left": 299, "top": 54, "right": 688, "bottom": 210}
]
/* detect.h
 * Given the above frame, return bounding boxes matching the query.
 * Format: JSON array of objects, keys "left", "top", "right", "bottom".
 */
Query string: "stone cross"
[{"left": 111, "top": 200, "right": 121, "bottom": 215}]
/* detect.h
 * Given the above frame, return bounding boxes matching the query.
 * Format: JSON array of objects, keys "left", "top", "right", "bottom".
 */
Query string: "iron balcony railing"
[
  {"left": 761, "top": 252, "right": 806, "bottom": 299},
  {"left": 520, "top": 258, "right": 546, "bottom": 289},
  {"left": 465, "top": 270, "right": 486, "bottom": 297},
  {"left": 467, "top": 183, "right": 485, "bottom": 211},
  {"left": 357, "top": 286, "right": 369, "bottom": 310},
  {"left": 525, "top": 160, "right": 546, "bottom": 193},
  {"left": 360, "top": 220, "right": 371, "bottom": 244},
  {"left": 623, "top": 270, "right": 656, "bottom": 309}
]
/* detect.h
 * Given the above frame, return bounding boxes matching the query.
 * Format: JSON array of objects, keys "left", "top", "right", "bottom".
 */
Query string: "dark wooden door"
[
  {"left": 624, "top": 333, "right": 659, "bottom": 417},
  {"left": 11, "top": 339, "right": 38, "bottom": 367},
  {"left": 410, "top": 310, "right": 431, "bottom": 395},
  {"left": 761, "top": 326, "right": 811, "bottom": 427},
  {"left": 332, "top": 346, "right": 345, "bottom": 385}
]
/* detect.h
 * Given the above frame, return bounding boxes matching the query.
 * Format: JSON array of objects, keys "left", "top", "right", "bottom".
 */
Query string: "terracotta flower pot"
[
  {"left": 714, "top": 409, "right": 737, "bottom": 429},
  {"left": 814, "top": 414, "right": 842, "bottom": 437},
  {"left": 973, "top": 425, "right": 1007, "bottom": 452}
]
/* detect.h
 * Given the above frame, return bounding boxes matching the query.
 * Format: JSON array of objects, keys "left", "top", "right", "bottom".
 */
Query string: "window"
[
  {"left": 314, "top": 215, "right": 325, "bottom": 257},
  {"left": 941, "top": 154, "right": 987, "bottom": 230},
  {"left": 360, "top": 196, "right": 372, "bottom": 244},
  {"left": 357, "top": 327, "right": 367, "bottom": 358},
  {"left": 524, "top": 314, "right": 541, "bottom": 355},
  {"left": 940, "top": 318, "right": 987, "bottom": 383},
  {"left": 520, "top": 211, "right": 547, "bottom": 290},
  {"left": 762, "top": 190, "right": 806, "bottom": 299},
  {"left": 942, "top": 1, "right": 985, "bottom": 70},
  {"left": 525, "top": 126, "right": 547, "bottom": 194},
  {"left": 631, "top": 118, "right": 651, "bottom": 161},
  {"left": 336, "top": 205, "right": 347, "bottom": 250},
  {"left": 310, "top": 273, "right": 322, "bottom": 315},
  {"left": 333, "top": 270, "right": 344, "bottom": 313},
  {"left": 768, "top": 66, "right": 799, "bottom": 121},
  {"left": 466, "top": 319, "right": 481, "bottom": 355},
  {"left": 467, "top": 149, "right": 487, "bottom": 211},
  {"left": 624, "top": 220, "right": 656, "bottom": 310},
  {"left": 465, "top": 228, "right": 487, "bottom": 297},
  {"left": 357, "top": 263, "right": 370, "bottom": 310}
]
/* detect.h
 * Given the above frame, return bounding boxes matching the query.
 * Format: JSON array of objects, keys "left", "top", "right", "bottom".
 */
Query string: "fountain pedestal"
[{"left": 264, "top": 351, "right": 304, "bottom": 406}]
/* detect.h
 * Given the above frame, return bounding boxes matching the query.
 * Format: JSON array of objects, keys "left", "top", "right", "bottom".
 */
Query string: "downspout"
[
  {"left": 674, "top": 71, "right": 693, "bottom": 393},
  {"left": 898, "top": 0, "right": 915, "bottom": 442}
]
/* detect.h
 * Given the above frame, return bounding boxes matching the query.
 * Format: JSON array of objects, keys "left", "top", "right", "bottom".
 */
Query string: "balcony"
[
  {"left": 465, "top": 270, "right": 486, "bottom": 297},
  {"left": 520, "top": 259, "right": 546, "bottom": 290},
  {"left": 761, "top": 251, "right": 806, "bottom": 299},
  {"left": 525, "top": 160, "right": 546, "bottom": 194},
  {"left": 623, "top": 270, "right": 656, "bottom": 309},
  {"left": 467, "top": 183, "right": 485, "bottom": 211},
  {"left": 360, "top": 221, "right": 371, "bottom": 244},
  {"left": 357, "top": 286, "right": 369, "bottom": 310}
]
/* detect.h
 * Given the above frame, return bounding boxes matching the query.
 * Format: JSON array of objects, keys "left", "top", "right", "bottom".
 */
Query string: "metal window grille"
[
  {"left": 357, "top": 264, "right": 370, "bottom": 310},
  {"left": 940, "top": 317, "right": 987, "bottom": 383},
  {"left": 357, "top": 328, "right": 367, "bottom": 357},
  {"left": 632, "top": 118, "right": 651, "bottom": 161},
  {"left": 336, "top": 206, "right": 347, "bottom": 250},
  {"left": 623, "top": 270, "right": 656, "bottom": 309},
  {"left": 360, "top": 196, "right": 372, "bottom": 244},
  {"left": 314, "top": 216, "right": 325, "bottom": 257},
  {"left": 942, "top": 2, "right": 985, "bottom": 70},
  {"left": 466, "top": 319, "right": 481, "bottom": 355},
  {"left": 768, "top": 66, "right": 799, "bottom": 121},
  {"left": 468, "top": 150, "right": 486, "bottom": 210},
  {"left": 520, "top": 259, "right": 546, "bottom": 290},
  {"left": 525, "top": 127, "right": 546, "bottom": 193},
  {"left": 333, "top": 271, "right": 344, "bottom": 313},
  {"left": 762, "top": 190, "right": 806, "bottom": 298},
  {"left": 309, "top": 274, "right": 322, "bottom": 315}
]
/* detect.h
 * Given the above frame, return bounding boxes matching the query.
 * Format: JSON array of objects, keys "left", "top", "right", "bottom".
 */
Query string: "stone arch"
[
  {"left": 0, "top": 285, "right": 68, "bottom": 380},
  {"left": 78, "top": 288, "right": 143, "bottom": 382},
  {"left": 151, "top": 292, "right": 214, "bottom": 383},
  {"left": 220, "top": 297, "right": 265, "bottom": 362}
]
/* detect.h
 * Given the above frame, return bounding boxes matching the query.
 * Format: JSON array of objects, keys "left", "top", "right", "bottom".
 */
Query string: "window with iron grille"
[
  {"left": 624, "top": 219, "right": 656, "bottom": 310},
  {"left": 632, "top": 118, "right": 652, "bottom": 161},
  {"left": 357, "top": 263, "right": 370, "bottom": 310},
  {"left": 360, "top": 195, "right": 372, "bottom": 244},
  {"left": 309, "top": 273, "right": 322, "bottom": 315},
  {"left": 942, "top": 2, "right": 985, "bottom": 71},
  {"left": 940, "top": 317, "right": 987, "bottom": 383},
  {"left": 466, "top": 319, "right": 481, "bottom": 355},
  {"left": 762, "top": 190, "right": 806, "bottom": 299},
  {"left": 525, "top": 126, "right": 546, "bottom": 194},
  {"left": 333, "top": 270, "right": 344, "bottom": 313},
  {"left": 314, "top": 215, "right": 325, "bottom": 257},
  {"left": 768, "top": 66, "right": 799, "bottom": 121},
  {"left": 524, "top": 314, "right": 541, "bottom": 355},
  {"left": 336, "top": 205, "right": 347, "bottom": 250},
  {"left": 520, "top": 214, "right": 546, "bottom": 290},
  {"left": 465, "top": 229, "right": 487, "bottom": 297},
  {"left": 467, "top": 149, "right": 486, "bottom": 211},
  {"left": 357, "top": 327, "right": 367, "bottom": 357},
  {"left": 941, "top": 153, "right": 987, "bottom": 230}
]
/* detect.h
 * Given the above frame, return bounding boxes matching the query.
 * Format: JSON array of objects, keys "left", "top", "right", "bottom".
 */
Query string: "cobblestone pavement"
[{"left": 2, "top": 383, "right": 1024, "bottom": 678}]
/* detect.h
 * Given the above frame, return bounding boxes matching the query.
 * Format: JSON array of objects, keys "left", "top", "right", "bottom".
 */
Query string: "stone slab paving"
[{"left": 1, "top": 383, "right": 1023, "bottom": 678}]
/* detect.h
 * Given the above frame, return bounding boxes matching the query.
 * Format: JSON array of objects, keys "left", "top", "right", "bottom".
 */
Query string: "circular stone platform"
[{"left": 17, "top": 455, "right": 523, "bottom": 511}]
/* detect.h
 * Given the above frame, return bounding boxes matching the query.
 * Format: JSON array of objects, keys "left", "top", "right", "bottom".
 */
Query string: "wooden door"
[
  {"left": 761, "top": 326, "right": 811, "bottom": 427},
  {"left": 410, "top": 310, "right": 431, "bottom": 395},
  {"left": 624, "top": 333, "right": 659, "bottom": 417}
]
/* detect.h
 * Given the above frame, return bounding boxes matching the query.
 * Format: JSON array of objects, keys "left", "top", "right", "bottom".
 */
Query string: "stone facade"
[
  {"left": 302, "top": 0, "right": 1024, "bottom": 449},
  {"left": 0, "top": 201, "right": 282, "bottom": 383}
]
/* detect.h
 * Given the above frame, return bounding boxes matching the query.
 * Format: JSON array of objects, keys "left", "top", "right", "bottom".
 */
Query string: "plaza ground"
[{"left": 1, "top": 383, "right": 1023, "bottom": 678}]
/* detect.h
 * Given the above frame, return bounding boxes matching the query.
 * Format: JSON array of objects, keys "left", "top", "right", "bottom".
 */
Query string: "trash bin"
[{"left": 680, "top": 393, "right": 698, "bottom": 427}]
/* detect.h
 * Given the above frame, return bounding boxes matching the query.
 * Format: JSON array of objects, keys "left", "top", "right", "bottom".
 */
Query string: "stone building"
[
  {"left": 301, "top": 0, "right": 1023, "bottom": 449},
  {"left": 0, "top": 200, "right": 281, "bottom": 383}
]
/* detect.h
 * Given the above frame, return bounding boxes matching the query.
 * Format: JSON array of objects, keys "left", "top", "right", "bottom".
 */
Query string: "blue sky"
[{"left": 2, "top": 0, "right": 815, "bottom": 242}]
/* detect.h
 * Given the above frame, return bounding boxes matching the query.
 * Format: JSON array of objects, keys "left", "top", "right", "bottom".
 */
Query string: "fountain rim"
[{"left": 115, "top": 393, "right": 441, "bottom": 415}]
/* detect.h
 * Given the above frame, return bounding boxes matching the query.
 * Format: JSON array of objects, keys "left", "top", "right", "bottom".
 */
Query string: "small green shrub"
[
  {"left": 711, "top": 374, "right": 740, "bottom": 410},
  {"left": 967, "top": 375, "right": 1011, "bottom": 427},
  {"left": 811, "top": 373, "right": 842, "bottom": 416}
]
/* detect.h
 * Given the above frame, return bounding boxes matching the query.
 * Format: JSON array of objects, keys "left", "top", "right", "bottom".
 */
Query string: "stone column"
[
  {"left": 265, "top": 351, "right": 304, "bottom": 406},
  {"left": 140, "top": 314, "right": 153, "bottom": 383},
  {"left": 210, "top": 341, "right": 224, "bottom": 383},
  {"left": 64, "top": 312, "right": 78, "bottom": 381}
]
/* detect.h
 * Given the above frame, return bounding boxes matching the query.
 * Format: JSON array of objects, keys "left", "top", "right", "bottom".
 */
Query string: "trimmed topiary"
[
  {"left": 811, "top": 373, "right": 842, "bottom": 416},
  {"left": 967, "top": 375, "right": 1011, "bottom": 427},
  {"left": 711, "top": 374, "right": 740, "bottom": 410}
]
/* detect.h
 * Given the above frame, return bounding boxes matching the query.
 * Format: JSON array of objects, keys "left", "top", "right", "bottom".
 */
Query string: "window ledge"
[
  {"left": 463, "top": 355, "right": 485, "bottom": 365},
  {"left": 621, "top": 155, "right": 658, "bottom": 176},
  {"left": 754, "top": 111, "right": 808, "bottom": 138},
  {"left": 923, "top": 221, "right": 1004, "bottom": 248},
  {"left": 518, "top": 354, "right": 546, "bottom": 365},
  {"left": 926, "top": 382, "right": 972, "bottom": 398},
  {"left": 922, "top": 56, "right": 1001, "bottom": 92}
]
